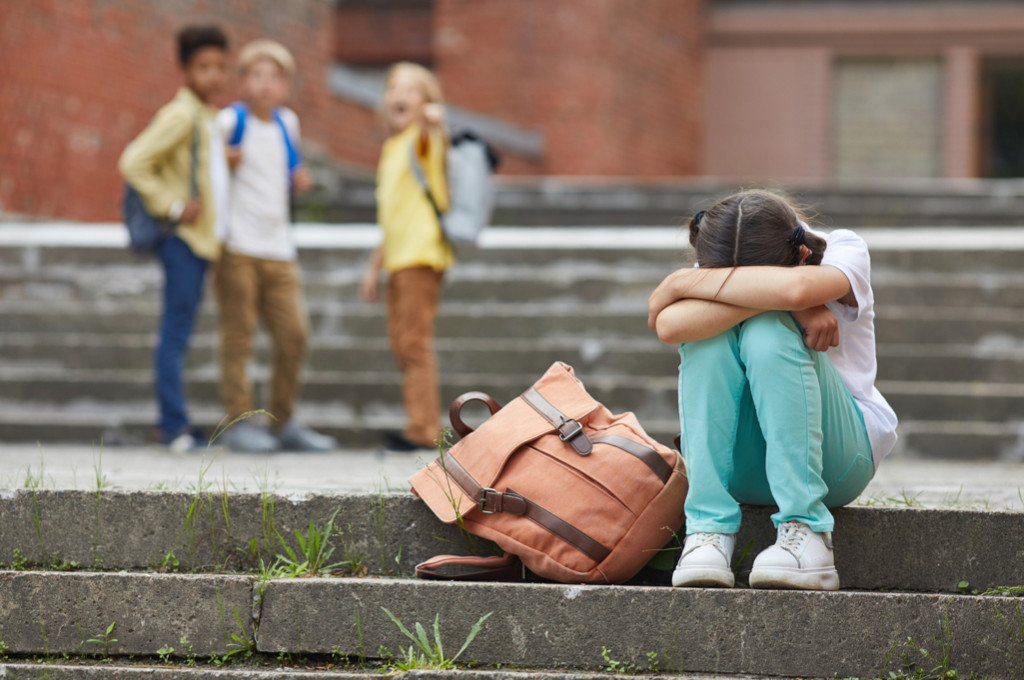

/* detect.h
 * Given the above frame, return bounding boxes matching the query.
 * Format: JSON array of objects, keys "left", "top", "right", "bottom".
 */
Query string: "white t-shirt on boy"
[{"left": 217, "top": 106, "right": 300, "bottom": 262}]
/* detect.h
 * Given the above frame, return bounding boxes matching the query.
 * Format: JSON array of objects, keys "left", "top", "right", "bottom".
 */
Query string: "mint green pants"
[{"left": 677, "top": 311, "right": 874, "bottom": 534}]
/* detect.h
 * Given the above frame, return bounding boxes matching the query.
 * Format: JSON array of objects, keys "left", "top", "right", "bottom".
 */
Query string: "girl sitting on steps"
[{"left": 647, "top": 189, "right": 898, "bottom": 591}]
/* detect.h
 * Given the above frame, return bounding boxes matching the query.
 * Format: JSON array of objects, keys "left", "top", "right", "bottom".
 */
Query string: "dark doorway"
[{"left": 981, "top": 60, "right": 1024, "bottom": 177}]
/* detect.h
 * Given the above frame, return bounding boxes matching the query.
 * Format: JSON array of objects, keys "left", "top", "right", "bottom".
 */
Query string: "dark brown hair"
[
  {"left": 688, "top": 190, "right": 826, "bottom": 268},
  {"left": 177, "top": 25, "right": 229, "bottom": 67}
]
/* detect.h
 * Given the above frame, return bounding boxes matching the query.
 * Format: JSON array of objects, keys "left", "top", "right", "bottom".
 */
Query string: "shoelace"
[
  {"left": 684, "top": 532, "right": 725, "bottom": 556},
  {"left": 776, "top": 522, "right": 811, "bottom": 554}
]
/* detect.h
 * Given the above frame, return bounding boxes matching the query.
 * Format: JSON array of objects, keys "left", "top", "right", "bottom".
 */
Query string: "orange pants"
[
  {"left": 387, "top": 266, "right": 444, "bottom": 446},
  {"left": 214, "top": 251, "right": 309, "bottom": 426}
]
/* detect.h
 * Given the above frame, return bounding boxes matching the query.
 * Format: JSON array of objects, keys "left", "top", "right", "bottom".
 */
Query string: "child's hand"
[
  {"left": 359, "top": 269, "right": 379, "bottom": 303},
  {"left": 179, "top": 198, "right": 203, "bottom": 225},
  {"left": 226, "top": 147, "right": 243, "bottom": 171},
  {"left": 422, "top": 103, "right": 445, "bottom": 129},
  {"left": 292, "top": 166, "right": 314, "bottom": 194},
  {"left": 791, "top": 305, "right": 839, "bottom": 351}
]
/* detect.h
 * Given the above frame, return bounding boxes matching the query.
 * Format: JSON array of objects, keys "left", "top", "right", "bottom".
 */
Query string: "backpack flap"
[{"left": 410, "top": 361, "right": 601, "bottom": 524}]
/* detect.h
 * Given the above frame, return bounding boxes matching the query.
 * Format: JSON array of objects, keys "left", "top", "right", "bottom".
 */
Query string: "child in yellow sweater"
[{"left": 360, "top": 62, "right": 451, "bottom": 453}]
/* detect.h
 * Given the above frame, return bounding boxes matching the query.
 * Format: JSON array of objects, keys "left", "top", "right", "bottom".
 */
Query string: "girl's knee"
[{"left": 738, "top": 311, "right": 805, "bottom": 364}]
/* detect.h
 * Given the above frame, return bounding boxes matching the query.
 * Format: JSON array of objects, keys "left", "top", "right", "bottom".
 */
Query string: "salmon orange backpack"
[{"left": 410, "top": 362, "right": 688, "bottom": 584}]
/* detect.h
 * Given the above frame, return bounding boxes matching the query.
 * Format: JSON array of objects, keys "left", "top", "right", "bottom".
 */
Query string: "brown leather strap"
[
  {"left": 592, "top": 435, "right": 673, "bottom": 483},
  {"left": 449, "top": 392, "right": 503, "bottom": 438},
  {"left": 415, "top": 553, "right": 525, "bottom": 581},
  {"left": 521, "top": 387, "right": 592, "bottom": 455},
  {"left": 506, "top": 486, "right": 611, "bottom": 563},
  {"left": 436, "top": 454, "right": 611, "bottom": 564}
]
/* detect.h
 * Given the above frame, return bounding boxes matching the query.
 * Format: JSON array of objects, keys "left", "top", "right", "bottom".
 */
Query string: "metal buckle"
[
  {"left": 479, "top": 488, "right": 499, "bottom": 514},
  {"left": 558, "top": 420, "right": 583, "bottom": 442}
]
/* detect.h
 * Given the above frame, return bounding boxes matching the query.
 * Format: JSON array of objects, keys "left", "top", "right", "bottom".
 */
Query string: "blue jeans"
[
  {"left": 155, "top": 236, "right": 208, "bottom": 442},
  {"left": 678, "top": 311, "right": 874, "bottom": 534}
]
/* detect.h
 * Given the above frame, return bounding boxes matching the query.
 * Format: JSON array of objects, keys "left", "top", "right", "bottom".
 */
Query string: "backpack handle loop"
[{"left": 449, "top": 391, "right": 502, "bottom": 438}]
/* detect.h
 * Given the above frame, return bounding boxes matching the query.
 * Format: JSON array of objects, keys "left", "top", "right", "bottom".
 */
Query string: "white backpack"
[{"left": 409, "top": 130, "right": 500, "bottom": 252}]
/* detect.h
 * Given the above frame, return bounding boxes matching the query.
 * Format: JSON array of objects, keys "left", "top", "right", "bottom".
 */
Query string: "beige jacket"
[{"left": 118, "top": 87, "right": 222, "bottom": 261}]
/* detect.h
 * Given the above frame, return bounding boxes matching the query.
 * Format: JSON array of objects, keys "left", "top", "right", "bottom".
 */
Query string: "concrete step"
[
  {"left": 3, "top": 570, "right": 1021, "bottom": 677},
  {"left": 3, "top": 300, "right": 1024, "bottom": 346},
  {"left": 0, "top": 493, "right": 1021, "bottom": 676},
  {"left": 0, "top": 491, "right": 1019, "bottom": 595},
  {"left": 1, "top": 365, "right": 1016, "bottom": 427},
  {"left": 5, "top": 333, "right": 1024, "bottom": 385},
  {"left": 0, "top": 664, "right": 378, "bottom": 679},
  {"left": 319, "top": 175, "right": 1024, "bottom": 227},
  {"left": 0, "top": 404, "right": 1017, "bottom": 460},
  {"left": 10, "top": 225, "right": 1024, "bottom": 274}
]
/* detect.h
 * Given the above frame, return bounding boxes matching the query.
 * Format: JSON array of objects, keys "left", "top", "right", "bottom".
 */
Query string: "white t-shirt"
[
  {"left": 818, "top": 229, "right": 899, "bottom": 466},
  {"left": 207, "top": 120, "right": 231, "bottom": 242},
  {"left": 216, "top": 107, "right": 300, "bottom": 261}
]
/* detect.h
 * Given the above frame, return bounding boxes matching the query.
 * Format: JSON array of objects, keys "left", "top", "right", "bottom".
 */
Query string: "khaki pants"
[
  {"left": 387, "top": 266, "right": 443, "bottom": 446},
  {"left": 214, "top": 251, "right": 309, "bottom": 427}
]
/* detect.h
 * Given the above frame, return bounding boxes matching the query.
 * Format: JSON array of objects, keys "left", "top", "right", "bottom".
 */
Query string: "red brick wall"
[
  {"left": 0, "top": 0, "right": 705, "bottom": 220},
  {"left": 433, "top": 0, "right": 705, "bottom": 176},
  {"left": 0, "top": 0, "right": 384, "bottom": 221}
]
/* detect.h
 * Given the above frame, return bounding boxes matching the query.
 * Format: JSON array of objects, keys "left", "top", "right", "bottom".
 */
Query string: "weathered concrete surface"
[
  {"left": 0, "top": 572, "right": 254, "bottom": 655},
  {"left": 257, "top": 579, "right": 1024, "bottom": 678},
  {"left": 0, "top": 666, "right": 792, "bottom": 680},
  {"left": 0, "top": 492, "right": 1021, "bottom": 593},
  {"left": 0, "top": 664, "right": 376, "bottom": 679},
  {"left": 0, "top": 491, "right": 495, "bottom": 576}
]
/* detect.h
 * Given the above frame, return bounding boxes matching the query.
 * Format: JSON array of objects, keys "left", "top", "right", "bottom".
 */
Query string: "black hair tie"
[
  {"left": 692, "top": 210, "right": 706, "bottom": 227},
  {"left": 787, "top": 224, "right": 806, "bottom": 247}
]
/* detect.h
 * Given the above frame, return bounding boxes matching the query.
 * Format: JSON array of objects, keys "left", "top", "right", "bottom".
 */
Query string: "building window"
[{"left": 832, "top": 57, "right": 943, "bottom": 180}]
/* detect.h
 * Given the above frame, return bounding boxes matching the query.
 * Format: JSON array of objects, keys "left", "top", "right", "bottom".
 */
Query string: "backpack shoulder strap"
[
  {"left": 272, "top": 107, "right": 302, "bottom": 174},
  {"left": 408, "top": 142, "right": 443, "bottom": 219},
  {"left": 227, "top": 102, "right": 248, "bottom": 147}
]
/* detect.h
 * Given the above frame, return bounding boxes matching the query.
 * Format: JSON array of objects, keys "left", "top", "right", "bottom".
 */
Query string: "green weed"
[
  {"left": 601, "top": 646, "right": 636, "bottom": 675},
  {"left": 274, "top": 508, "right": 347, "bottom": 577},
  {"left": 987, "top": 601, "right": 1024, "bottom": 674},
  {"left": 885, "top": 490, "right": 923, "bottom": 508},
  {"left": 380, "top": 607, "right": 492, "bottom": 670},
  {"left": 983, "top": 586, "right": 1024, "bottom": 597},
  {"left": 85, "top": 621, "right": 116, "bottom": 660},
  {"left": 223, "top": 606, "right": 257, "bottom": 662},
  {"left": 156, "top": 644, "right": 174, "bottom": 664}
]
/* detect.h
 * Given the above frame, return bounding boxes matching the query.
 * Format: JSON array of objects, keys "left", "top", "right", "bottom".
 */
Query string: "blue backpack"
[
  {"left": 227, "top": 103, "right": 302, "bottom": 182},
  {"left": 121, "top": 121, "right": 198, "bottom": 255}
]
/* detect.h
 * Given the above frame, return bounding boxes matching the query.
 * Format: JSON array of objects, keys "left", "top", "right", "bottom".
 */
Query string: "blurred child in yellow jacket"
[{"left": 360, "top": 62, "right": 452, "bottom": 453}]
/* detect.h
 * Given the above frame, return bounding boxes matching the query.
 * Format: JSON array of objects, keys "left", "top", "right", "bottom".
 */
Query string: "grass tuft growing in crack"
[{"left": 380, "top": 607, "right": 492, "bottom": 671}]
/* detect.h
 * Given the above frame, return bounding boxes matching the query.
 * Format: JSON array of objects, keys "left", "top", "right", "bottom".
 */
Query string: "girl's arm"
[
  {"left": 654, "top": 299, "right": 763, "bottom": 345},
  {"left": 649, "top": 265, "right": 854, "bottom": 323}
]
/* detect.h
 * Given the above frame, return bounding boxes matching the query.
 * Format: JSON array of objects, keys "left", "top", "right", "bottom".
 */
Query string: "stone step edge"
[
  {"left": 0, "top": 492, "right": 1019, "bottom": 595},
  {"left": 0, "top": 662, "right": 839, "bottom": 680},
  {"left": 1, "top": 571, "right": 1021, "bottom": 678},
  {"left": 7, "top": 223, "right": 1024, "bottom": 252}
]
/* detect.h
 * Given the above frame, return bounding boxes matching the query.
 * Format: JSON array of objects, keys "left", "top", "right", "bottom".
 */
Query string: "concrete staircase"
[
  {"left": 3, "top": 224, "right": 1024, "bottom": 459},
  {"left": 315, "top": 174, "right": 1024, "bottom": 227},
  {"left": 0, "top": 490, "right": 1021, "bottom": 678}
]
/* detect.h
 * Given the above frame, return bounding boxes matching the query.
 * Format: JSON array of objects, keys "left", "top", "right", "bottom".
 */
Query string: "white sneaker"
[
  {"left": 749, "top": 521, "right": 840, "bottom": 591},
  {"left": 671, "top": 532, "right": 736, "bottom": 587}
]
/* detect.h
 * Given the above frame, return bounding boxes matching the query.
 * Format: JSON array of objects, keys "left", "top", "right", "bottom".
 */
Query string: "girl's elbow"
[{"left": 655, "top": 316, "right": 685, "bottom": 345}]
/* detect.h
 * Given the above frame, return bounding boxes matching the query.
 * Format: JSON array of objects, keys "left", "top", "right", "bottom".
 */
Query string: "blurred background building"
[{"left": 3, "top": 0, "right": 1024, "bottom": 221}]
